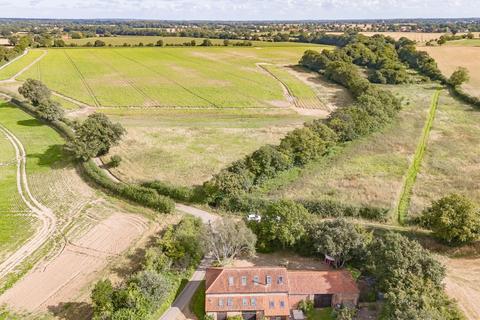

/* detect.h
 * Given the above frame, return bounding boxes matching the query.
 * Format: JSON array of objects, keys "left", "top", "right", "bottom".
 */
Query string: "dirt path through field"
[
  {"left": 7, "top": 50, "right": 47, "bottom": 81},
  {"left": 0, "top": 212, "right": 149, "bottom": 312},
  {"left": 0, "top": 50, "right": 28, "bottom": 72},
  {"left": 0, "top": 124, "right": 56, "bottom": 279},
  {"left": 441, "top": 257, "right": 480, "bottom": 320}
]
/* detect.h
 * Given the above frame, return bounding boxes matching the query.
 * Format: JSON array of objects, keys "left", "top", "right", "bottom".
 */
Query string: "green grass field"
[
  {"left": 19, "top": 46, "right": 330, "bottom": 108},
  {"left": 66, "top": 36, "right": 322, "bottom": 48},
  {"left": 0, "top": 50, "right": 44, "bottom": 80},
  {"left": 409, "top": 93, "right": 480, "bottom": 215},
  {"left": 261, "top": 84, "right": 434, "bottom": 212},
  {"left": 0, "top": 117, "right": 34, "bottom": 261},
  {"left": 101, "top": 107, "right": 311, "bottom": 186}
]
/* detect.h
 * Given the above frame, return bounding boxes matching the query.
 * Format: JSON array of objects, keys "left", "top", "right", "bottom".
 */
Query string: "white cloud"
[{"left": 1, "top": 0, "right": 479, "bottom": 19}]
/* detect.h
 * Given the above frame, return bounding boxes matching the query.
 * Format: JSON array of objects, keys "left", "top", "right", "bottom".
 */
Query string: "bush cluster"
[
  {"left": 81, "top": 160, "right": 174, "bottom": 213},
  {"left": 91, "top": 216, "right": 205, "bottom": 320},
  {"left": 300, "top": 199, "right": 389, "bottom": 222}
]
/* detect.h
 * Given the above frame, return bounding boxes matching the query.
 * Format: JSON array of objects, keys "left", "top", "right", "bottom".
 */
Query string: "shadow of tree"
[
  {"left": 47, "top": 302, "right": 92, "bottom": 320},
  {"left": 27, "top": 144, "right": 69, "bottom": 169},
  {"left": 17, "top": 119, "right": 42, "bottom": 127}
]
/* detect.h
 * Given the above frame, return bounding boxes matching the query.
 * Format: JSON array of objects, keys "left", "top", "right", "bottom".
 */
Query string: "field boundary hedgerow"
[{"left": 396, "top": 89, "right": 441, "bottom": 224}]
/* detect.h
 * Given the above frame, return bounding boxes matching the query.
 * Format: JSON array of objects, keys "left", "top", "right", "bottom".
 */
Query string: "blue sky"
[{"left": 0, "top": 0, "right": 479, "bottom": 20}]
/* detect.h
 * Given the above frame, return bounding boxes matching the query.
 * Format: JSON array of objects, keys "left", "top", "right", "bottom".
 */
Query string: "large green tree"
[
  {"left": 67, "top": 113, "right": 126, "bottom": 161},
  {"left": 18, "top": 79, "right": 51, "bottom": 106},
  {"left": 255, "top": 200, "right": 310, "bottom": 249},
  {"left": 310, "top": 219, "right": 370, "bottom": 268},
  {"left": 422, "top": 193, "right": 480, "bottom": 245}
]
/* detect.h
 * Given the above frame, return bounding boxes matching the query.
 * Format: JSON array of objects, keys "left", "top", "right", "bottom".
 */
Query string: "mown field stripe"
[{"left": 397, "top": 89, "right": 441, "bottom": 224}]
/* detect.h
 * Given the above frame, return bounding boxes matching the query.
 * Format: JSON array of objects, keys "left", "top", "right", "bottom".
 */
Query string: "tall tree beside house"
[
  {"left": 254, "top": 200, "right": 310, "bottom": 250},
  {"left": 203, "top": 217, "right": 256, "bottom": 266},
  {"left": 310, "top": 219, "right": 370, "bottom": 268}
]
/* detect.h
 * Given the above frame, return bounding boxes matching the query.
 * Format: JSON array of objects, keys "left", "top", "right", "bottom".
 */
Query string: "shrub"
[
  {"left": 421, "top": 193, "right": 480, "bottom": 245},
  {"left": 142, "top": 180, "right": 195, "bottom": 203},
  {"left": 18, "top": 79, "right": 51, "bottom": 106},
  {"left": 109, "top": 155, "right": 122, "bottom": 168}
]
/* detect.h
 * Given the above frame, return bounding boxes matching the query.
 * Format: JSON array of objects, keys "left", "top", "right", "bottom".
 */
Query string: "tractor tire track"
[
  {"left": 0, "top": 124, "right": 56, "bottom": 280},
  {"left": 63, "top": 50, "right": 101, "bottom": 107}
]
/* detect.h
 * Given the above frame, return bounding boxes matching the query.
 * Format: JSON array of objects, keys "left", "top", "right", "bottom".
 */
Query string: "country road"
[{"left": 0, "top": 124, "right": 56, "bottom": 279}]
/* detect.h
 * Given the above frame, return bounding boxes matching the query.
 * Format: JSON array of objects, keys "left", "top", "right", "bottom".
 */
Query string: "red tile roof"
[{"left": 287, "top": 270, "right": 359, "bottom": 295}]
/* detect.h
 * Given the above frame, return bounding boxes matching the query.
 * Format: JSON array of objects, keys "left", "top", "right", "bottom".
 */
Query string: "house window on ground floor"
[
  {"left": 218, "top": 298, "right": 224, "bottom": 307},
  {"left": 251, "top": 297, "right": 256, "bottom": 306},
  {"left": 280, "top": 300, "right": 285, "bottom": 308},
  {"left": 243, "top": 297, "right": 248, "bottom": 306},
  {"left": 227, "top": 298, "right": 233, "bottom": 306},
  {"left": 269, "top": 300, "right": 275, "bottom": 308}
]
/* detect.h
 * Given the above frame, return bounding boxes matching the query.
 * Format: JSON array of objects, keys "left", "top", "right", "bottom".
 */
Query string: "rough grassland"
[
  {"left": 0, "top": 51, "right": 44, "bottom": 80},
  {"left": 0, "top": 119, "right": 34, "bottom": 262},
  {"left": 66, "top": 36, "right": 323, "bottom": 47},
  {"left": 422, "top": 46, "right": 480, "bottom": 98},
  {"left": 100, "top": 107, "right": 312, "bottom": 186},
  {"left": 20, "top": 46, "right": 330, "bottom": 108},
  {"left": 409, "top": 93, "right": 480, "bottom": 215},
  {"left": 263, "top": 85, "right": 434, "bottom": 211}
]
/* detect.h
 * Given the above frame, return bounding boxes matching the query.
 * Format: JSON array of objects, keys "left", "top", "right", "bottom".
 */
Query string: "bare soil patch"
[{"left": 0, "top": 210, "right": 149, "bottom": 313}]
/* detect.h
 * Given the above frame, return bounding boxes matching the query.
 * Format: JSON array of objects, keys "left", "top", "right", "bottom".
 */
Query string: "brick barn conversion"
[{"left": 205, "top": 266, "right": 360, "bottom": 320}]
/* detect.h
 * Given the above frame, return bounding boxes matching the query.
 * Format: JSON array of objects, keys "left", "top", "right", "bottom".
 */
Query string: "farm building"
[
  {"left": 205, "top": 267, "right": 359, "bottom": 320},
  {"left": 0, "top": 38, "right": 10, "bottom": 46}
]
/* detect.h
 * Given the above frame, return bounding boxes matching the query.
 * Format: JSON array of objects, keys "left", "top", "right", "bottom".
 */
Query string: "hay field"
[
  {"left": 445, "top": 39, "right": 480, "bottom": 47},
  {"left": 422, "top": 46, "right": 480, "bottom": 98},
  {"left": 409, "top": 94, "right": 480, "bottom": 215},
  {"left": 100, "top": 107, "right": 312, "bottom": 186},
  {"left": 19, "top": 46, "right": 330, "bottom": 108},
  {"left": 262, "top": 84, "right": 435, "bottom": 211},
  {"left": 66, "top": 36, "right": 322, "bottom": 47}
]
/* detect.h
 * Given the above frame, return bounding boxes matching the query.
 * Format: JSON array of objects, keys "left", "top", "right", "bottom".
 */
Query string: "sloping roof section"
[
  {"left": 205, "top": 267, "right": 289, "bottom": 294},
  {"left": 287, "top": 270, "right": 359, "bottom": 295}
]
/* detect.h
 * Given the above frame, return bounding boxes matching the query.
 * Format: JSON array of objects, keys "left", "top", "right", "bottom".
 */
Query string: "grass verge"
[{"left": 190, "top": 280, "right": 206, "bottom": 320}]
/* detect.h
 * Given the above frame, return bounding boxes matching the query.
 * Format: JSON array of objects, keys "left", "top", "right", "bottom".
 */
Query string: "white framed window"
[
  {"left": 266, "top": 275, "right": 272, "bottom": 285},
  {"left": 227, "top": 298, "right": 233, "bottom": 307},
  {"left": 251, "top": 298, "right": 256, "bottom": 306},
  {"left": 242, "top": 298, "right": 248, "bottom": 306},
  {"left": 269, "top": 300, "right": 275, "bottom": 308},
  {"left": 253, "top": 275, "right": 259, "bottom": 285},
  {"left": 277, "top": 276, "right": 284, "bottom": 284},
  {"left": 218, "top": 298, "right": 224, "bottom": 307},
  {"left": 241, "top": 276, "right": 247, "bottom": 286},
  {"left": 280, "top": 300, "right": 285, "bottom": 308},
  {"left": 228, "top": 276, "right": 234, "bottom": 286}
]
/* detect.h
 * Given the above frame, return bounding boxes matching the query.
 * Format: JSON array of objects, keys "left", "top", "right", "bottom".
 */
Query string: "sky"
[{"left": 0, "top": 0, "right": 479, "bottom": 20}]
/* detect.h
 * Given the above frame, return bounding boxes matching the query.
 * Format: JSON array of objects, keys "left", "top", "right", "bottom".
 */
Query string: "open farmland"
[
  {"left": 0, "top": 116, "right": 34, "bottom": 263},
  {"left": 100, "top": 107, "right": 312, "bottom": 186},
  {"left": 19, "top": 46, "right": 330, "bottom": 108},
  {"left": 66, "top": 35, "right": 322, "bottom": 47},
  {"left": 422, "top": 46, "right": 480, "bottom": 98},
  {"left": 0, "top": 50, "right": 44, "bottom": 80},
  {"left": 409, "top": 93, "right": 480, "bottom": 216},
  {"left": 261, "top": 84, "right": 435, "bottom": 212}
]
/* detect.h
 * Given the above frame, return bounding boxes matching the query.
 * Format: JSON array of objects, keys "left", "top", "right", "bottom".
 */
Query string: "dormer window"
[
  {"left": 253, "top": 275, "right": 259, "bottom": 285},
  {"left": 241, "top": 276, "right": 247, "bottom": 286},
  {"left": 277, "top": 276, "right": 284, "bottom": 285},
  {"left": 266, "top": 275, "right": 272, "bottom": 285},
  {"left": 228, "top": 276, "right": 234, "bottom": 286}
]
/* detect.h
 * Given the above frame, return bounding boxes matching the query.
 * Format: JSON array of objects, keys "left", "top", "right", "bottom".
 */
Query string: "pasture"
[
  {"left": 19, "top": 46, "right": 330, "bottom": 108},
  {"left": 409, "top": 93, "right": 480, "bottom": 215},
  {"left": 422, "top": 46, "right": 480, "bottom": 98},
  {"left": 100, "top": 107, "right": 311, "bottom": 186},
  {"left": 66, "top": 36, "right": 322, "bottom": 47},
  {"left": 262, "top": 84, "right": 434, "bottom": 212}
]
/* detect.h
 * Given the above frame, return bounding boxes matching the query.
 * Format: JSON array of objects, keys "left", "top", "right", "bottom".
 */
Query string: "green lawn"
[
  {"left": 190, "top": 281, "right": 206, "bottom": 320},
  {"left": 0, "top": 50, "right": 44, "bottom": 80},
  {"left": 262, "top": 84, "right": 434, "bottom": 213},
  {"left": 307, "top": 308, "right": 333, "bottom": 320},
  {"left": 101, "top": 107, "right": 311, "bottom": 186},
  {"left": 20, "top": 46, "right": 331, "bottom": 108}
]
